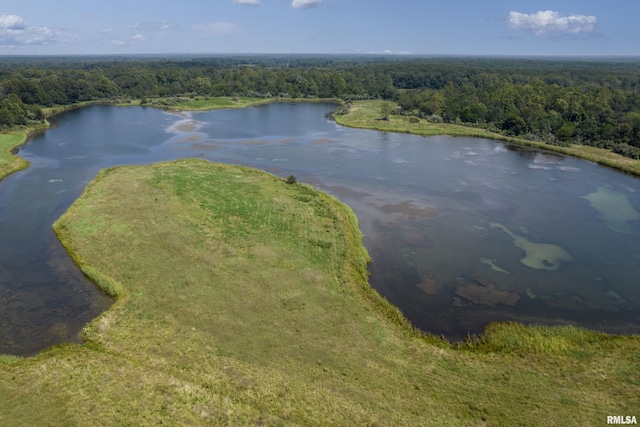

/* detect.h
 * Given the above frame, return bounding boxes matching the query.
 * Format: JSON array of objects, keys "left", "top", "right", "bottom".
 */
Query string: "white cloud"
[
  {"left": 129, "top": 20, "right": 174, "bottom": 31},
  {"left": 382, "top": 50, "right": 412, "bottom": 55},
  {"left": 233, "top": 0, "right": 260, "bottom": 5},
  {"left": 0, "top": 14, "right": 59, "bottom": 46},
  {"left": 192, "top": 22, "right": 243, "bottom": 36},
  {"left": 365, "top": 49, "right": 413, "bottom": 55},
  {"left": 111, "top": 33, "right": 145, "bottom": 47},
  {"left": 507, "top": 10, "right": 596, "bottom": 37},
  {"left": 0, "top": 14, "right": 25, "bottom": 30},
  {"left": 292, "top": 0, "right": 321, "bottom": 9}
]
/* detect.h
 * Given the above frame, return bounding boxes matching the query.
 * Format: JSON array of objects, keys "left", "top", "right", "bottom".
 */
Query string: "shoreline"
[
  {"left": 0, "top": 123, "right": 48, "bottom": 182},
  {"left": 0, "top": 107, "right": 638, "bottom": 427},
  {"left": 333, "top": 100, "right": 640, "bottom": 177},
  {"left": 1, "top": 158, "right": 637, "bottom": 425},
  {"left": 2, "top": 98, "right": 639, "bottom": 346},
  {"left": 4, "top": 96, "right": 638, "bottom": 181},
  {"left": 2, "top": 98, "right": 639, "bottom": 348}
]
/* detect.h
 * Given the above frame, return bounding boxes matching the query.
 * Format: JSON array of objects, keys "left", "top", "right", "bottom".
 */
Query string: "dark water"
[{"left": 1, "top": 103, "right": 639, "bottom": 355}]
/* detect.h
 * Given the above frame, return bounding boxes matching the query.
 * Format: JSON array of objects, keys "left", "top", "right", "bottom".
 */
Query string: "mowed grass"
[
  {"left": 0, "top": 159, "right": 638, "bottom": 425},
  {"left": 0, "top": 132, "right": 30, "bottom": 180},
  {"left": 335, "top": 100, "right": 640, "bottom": 176}
]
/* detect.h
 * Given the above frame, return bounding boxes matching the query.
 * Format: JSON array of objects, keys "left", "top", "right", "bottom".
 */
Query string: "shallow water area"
[{"left": 1, "top": 103, "right": 640, "bottom": 355}]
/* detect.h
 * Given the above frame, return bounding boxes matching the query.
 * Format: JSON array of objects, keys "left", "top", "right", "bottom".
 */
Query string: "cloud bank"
[
  {"left": 233, "top": 0, "right": 260, "bottom": 5},
  {"left": 292, "top": 0, "right": 321, "bottom": 9},
  {"left": 507, "top": 10, "right": 596, "bottom": 37}
]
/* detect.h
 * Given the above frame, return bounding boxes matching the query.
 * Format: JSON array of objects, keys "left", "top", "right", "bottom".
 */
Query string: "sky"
[{"left": 0, "top": 0, "right": 638, "bottom": 56}]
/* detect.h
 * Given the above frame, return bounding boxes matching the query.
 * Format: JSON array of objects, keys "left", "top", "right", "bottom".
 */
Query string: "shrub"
[{"left": 426, "top": 114, "right": 443, "bottom": 123}]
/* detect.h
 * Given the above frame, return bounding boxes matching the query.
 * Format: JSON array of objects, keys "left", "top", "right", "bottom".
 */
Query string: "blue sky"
[{"left": 0, "top": 0, "right": 638, "bottom": 56}]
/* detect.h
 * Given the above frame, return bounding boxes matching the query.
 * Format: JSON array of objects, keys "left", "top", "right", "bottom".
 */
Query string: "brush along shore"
[{"left": 0, "top": 158, "right": 637, "bottom": 425}]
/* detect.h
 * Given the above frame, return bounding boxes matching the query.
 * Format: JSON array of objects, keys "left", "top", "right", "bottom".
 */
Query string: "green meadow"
[{"left": 1, "top": 158, "right": 637, "bottom": 425}]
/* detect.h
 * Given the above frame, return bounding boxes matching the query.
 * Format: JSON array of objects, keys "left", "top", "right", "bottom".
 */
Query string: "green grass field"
[
  {"left": 1, "top": 159, "right": 637, "bottom": 425},
  {"left": 335, "top": 100, "right": 640, "bottom": 177},
  {"left": 0, "top": 131, "right": 30, "bottom": 181}
]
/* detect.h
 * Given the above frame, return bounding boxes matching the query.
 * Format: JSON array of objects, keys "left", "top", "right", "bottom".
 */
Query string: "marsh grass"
[
  {"left": 80, "top": 266, "right": 124, "bottom": 298},
  {"left": 0, "top": 355, "right": 22, "bottom": 365},
  {"left": 0, "top": 159, "right": 638, "bottom": 425},
  {"left": 335, "top": 100, "right": 640, "bottom": 176},
  {"left": 461, "top": 322, "right": 625, "bottom": 356}
]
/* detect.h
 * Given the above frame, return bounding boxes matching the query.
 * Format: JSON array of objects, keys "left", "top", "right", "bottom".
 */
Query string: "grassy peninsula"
[
  {"left": 335, "top": 100, "right": 640, "bottom": 177},
  {"left": 0, "top": 158, "right": 637, "bottom": 425},
  {"left": 141, "top": 95, "right": 342, "bottom": 111}
]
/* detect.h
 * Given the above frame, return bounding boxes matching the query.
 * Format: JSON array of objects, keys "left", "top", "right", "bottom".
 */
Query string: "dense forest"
[{"left": 1, "top": 55, "right": 640, "bottom": 159}]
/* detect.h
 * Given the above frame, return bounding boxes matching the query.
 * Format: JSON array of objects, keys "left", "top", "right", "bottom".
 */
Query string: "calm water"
[{"left": 1, "top": 103, "right": 639, "bottom": 355}]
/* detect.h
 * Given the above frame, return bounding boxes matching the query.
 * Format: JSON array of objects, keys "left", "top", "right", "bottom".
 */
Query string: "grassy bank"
[
  {"left": 0, "top": 132, "right": 29, "bottom": 181},
  {"left": 0, "top": 123, "right": 49, "bottom": 181},
  {"left": 1, "top": 96, "right": 101, "bottom": 181},
  {"left": 1, "top": 158, "right": 637, "bottom": 425},
  {"left": 335, "top": 100, "right": 640, "bottom": 177},
  {"left": 1, "top": 101, "right": 105, "bottom": 181}
]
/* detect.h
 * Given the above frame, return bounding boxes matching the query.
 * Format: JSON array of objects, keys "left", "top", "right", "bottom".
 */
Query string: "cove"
[{"left": 1, "top": 102, "right": 639, "bottom": 355}]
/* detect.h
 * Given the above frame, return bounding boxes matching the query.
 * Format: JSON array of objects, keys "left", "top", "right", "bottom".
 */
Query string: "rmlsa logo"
[{"left": 607, "top": 416, "right": 637, "bottom": 425}]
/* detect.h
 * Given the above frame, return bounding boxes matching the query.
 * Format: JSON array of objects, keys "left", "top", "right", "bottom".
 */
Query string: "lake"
[{"left": 1, "top": 102, "right": 639, "bottom": 355}]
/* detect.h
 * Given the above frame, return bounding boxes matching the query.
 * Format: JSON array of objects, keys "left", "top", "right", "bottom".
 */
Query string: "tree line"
[{"left": 1, "top": 55, "right": 640, "bottom": 158}]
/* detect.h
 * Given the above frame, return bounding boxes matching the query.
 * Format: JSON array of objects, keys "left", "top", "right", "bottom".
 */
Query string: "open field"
[
  {"left": 0, "top": 159, "right": 637, "bottom": 425},
  {"left": 335, "top": 100, "right": 640, "bottom": 177}
]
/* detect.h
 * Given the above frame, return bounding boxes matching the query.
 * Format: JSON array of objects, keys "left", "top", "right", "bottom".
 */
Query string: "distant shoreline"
[
  {"left": 3, "top": 96, "right": 639, "bottom": 185},
  {"left": 333, "top": 100, "right": 640, "bottom": 177}
]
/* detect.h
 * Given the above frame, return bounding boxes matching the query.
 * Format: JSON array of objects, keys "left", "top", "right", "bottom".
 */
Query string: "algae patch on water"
[
  {"left": 490, "top": 223, "right": 572, "bottom": 270},
  {"left": 582, "top": 186, "right": 640, "bottom": 235},
  {"left": 479, "top": 257, "right": 510, "bottom": 274}
]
